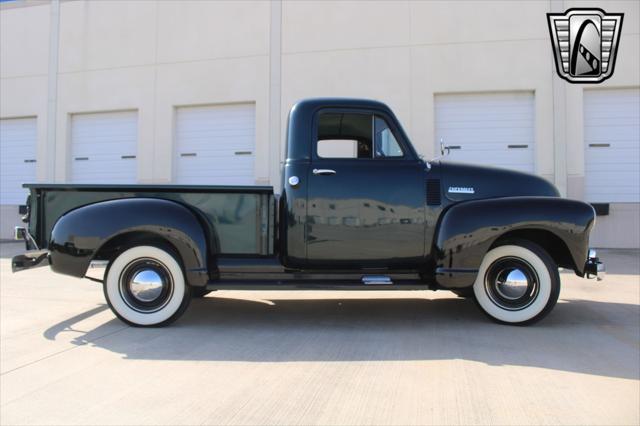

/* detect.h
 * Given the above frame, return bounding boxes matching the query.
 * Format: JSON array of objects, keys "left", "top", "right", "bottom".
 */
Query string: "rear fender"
[
  {"left": 434, "top": 196, "right": 595, "bottom": 288},
  {"left": 49, "top": 198, "right": 215, "bottom": 286}
]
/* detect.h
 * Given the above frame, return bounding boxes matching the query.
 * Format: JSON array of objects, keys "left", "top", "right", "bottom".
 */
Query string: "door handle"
[{"left": 313, "top": 169, "right": 336, "bottom": 176}]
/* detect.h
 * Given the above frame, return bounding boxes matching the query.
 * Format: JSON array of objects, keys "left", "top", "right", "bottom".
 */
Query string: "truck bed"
[{"left": 23, "top": 184, "right": 275, "bottom": 256}]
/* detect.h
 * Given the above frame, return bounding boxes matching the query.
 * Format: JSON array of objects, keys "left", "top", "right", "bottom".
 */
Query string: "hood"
[{"left": 435, "top": 161, "right": 560, "bottom": 202}]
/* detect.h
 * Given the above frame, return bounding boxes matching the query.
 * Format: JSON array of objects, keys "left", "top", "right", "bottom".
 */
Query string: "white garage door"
[
  {"left": 584, "top": 88, "right": 640, "bottom": 203},
  {"left": 0, "top": 117, "right": 37, "bottom": 205},
  {"left": 175, "top": 104, "right": 255, "bottom": 185},
  {"left": 435, "top": 92, "right": 535, "bottom": 173},
  {"left": 70, "top": 111, "right": 138, "bottom": 183}
]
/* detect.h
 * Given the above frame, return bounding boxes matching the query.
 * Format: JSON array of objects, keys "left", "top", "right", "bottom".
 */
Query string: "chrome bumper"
[
  {"left": 12, "top": 250, "right": 49, "bottom": 272},
  {"left": 584, "top": 248, "right": 605, "bottom": 281},
  {"left": 12, "top": 226, "right": 49, "bottom": 273}
]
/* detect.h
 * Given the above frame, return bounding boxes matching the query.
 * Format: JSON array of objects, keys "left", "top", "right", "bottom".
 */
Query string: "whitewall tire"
[
  {"left": 473, "top": 242, "right": 560, "bottom": 325},
  {"left": 104, "top": 245, "right": 191, "bottom": 327}
]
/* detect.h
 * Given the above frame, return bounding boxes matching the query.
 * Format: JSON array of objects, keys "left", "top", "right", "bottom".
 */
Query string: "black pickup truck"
[{"left": 13, "top": 98, "right": 604, "bottom": 327}]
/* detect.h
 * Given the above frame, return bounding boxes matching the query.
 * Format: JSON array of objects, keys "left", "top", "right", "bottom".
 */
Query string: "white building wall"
[
  {"left": 0, "top": 1, "right": 50, "bottom": 239},
  {"left": 1, "top": 0, "right": 639, "bottom": 247}
]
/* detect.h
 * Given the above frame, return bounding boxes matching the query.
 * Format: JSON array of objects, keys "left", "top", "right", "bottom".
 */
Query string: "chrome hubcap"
[
  {"left": 119, "top": 258, "right": 174, "bottom": 313},
  {"left": 129, "top": 269, "right": 164, "bottom": 302},
  {"left": 495, "top": 268, "right": 529, "bottom": 300},
  {"left": 484, "top": 257, "right": 539, "bottom": 311}
]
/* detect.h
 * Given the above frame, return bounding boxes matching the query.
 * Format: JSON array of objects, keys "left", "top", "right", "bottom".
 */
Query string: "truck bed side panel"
[{"left": 27, "top": 184, "right": 274, "bottom": 256}]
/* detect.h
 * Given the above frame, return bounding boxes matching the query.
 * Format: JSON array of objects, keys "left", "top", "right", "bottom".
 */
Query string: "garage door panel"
[
  {"left": 436, "top": 108, "right": 533, "bottom": 117},
  {"left": 70, "top": 111, "right": 138, "bottom": 184},
  {"left": 72, "top": 157, "right": 136, "bottom": 166},
  {"left": 0, "top": 117, "right": 37, "bottom": 205},
  {"left": 180, "top": 117, "right": 255, "bottom": 126},
  {"left": 436, "top": 92, "right": 530, "bottom": 102},
  {"left": 436, "top": 108, "right": 533, "bottom": 118},
  {"left": 438, "top": 124, "right": 534, "bottom": 134},
  {"left": 585, "top": 127, "right": 639, "bottom": 141},
  {"left": 585, "top": 111, "right": 639, "bottom": 121},
  {"left": 71, "top": 165, "right": 136, "bottom": 178},
  {"left": 437, "top": 101, "right": 533, "bottom": 110},
  {"left": 2, "top": 152, "right": 33, "bottom": 161},
  {"left": 72, "top": 147, "right": 137, "bottom": 157},
  {"left": 183, "top": 167, "right": 254, "bottom": 174},
  {"left": 435, "top": 92, "right": 535, "bottom": 173},
  {"left": 437, "top": 121, "right": 533, "bottom": 131},
  {"left": 584, "top": 90, "right": 639, "bottom": 103},
  {"left": 587, "top": 193, "right": 635, "bottom": 203},
  {"left": 180, "top": 148, "right": 246, "bottom": 156},
  {"left": 448, "top": 145, "right": 533, "bottom": 154},
  {"left": 452, "top": 152, "right": 533, "bottom": 166},
  {"left": 586, "top": 171, "right": 640, "bottom": 182},
  {"left": 178, "top": 160, "right": 254, "bottom": 171},
  {"left": 179, "top": 136, "right": 254, "bottom": 147},
  {"left": 178, "top": 129, "right": 254, "bottom": 138},
  {"left": 584, "top": 88, "right": 640, "bottom": 203},
  {"left": 72, "top": 132, "right": 137, "bottom": 143},
  {"left": 587, "top": 148, "right": 640, "bottom": 164},
  {"left": 442, "top": 143, "right": 532, "bottom": 151},
  {"left": 175, "top": 104, "right": 255, "bottom": 186},
  {"left": 438, "top": 133, "right": 533, "bottom": 144}
]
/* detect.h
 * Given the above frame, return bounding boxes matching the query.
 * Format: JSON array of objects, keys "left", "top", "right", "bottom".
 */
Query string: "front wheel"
[
  {"left": 473, "top": 242, "right": 560, "bottom": 325},
  {"left": 104, "top": 245, "right": 191, "bottom": 327}
]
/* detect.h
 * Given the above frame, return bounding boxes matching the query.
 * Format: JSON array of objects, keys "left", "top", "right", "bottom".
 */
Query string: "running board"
[
  {"left": 204, "top": 282, "right": 426, "bottom": 291},
  {"left": 362, "top": 275, "right": 393, "bottom": 285},
  {"left": 204, "top": 278, "right": 425, "bottom": 291}
]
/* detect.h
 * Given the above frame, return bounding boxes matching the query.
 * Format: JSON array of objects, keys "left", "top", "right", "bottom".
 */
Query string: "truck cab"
[{"left": 281, "top": 98, "right": 427, "bottom": 269}]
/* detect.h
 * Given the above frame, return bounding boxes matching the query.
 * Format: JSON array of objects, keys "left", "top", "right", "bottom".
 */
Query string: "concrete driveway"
[{"left": 1, "top": 242, "right": 638, "bottom": 425}]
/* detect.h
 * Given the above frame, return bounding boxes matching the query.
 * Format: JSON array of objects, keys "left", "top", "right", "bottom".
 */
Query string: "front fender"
[
  {"left": 49, "top": 198, "right": 212, "bottom": 286},
  {"left": 434, "top": 196, "right": 595, "bottom": 288}
]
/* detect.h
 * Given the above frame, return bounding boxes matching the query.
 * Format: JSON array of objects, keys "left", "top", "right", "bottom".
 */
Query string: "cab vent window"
[{"left": 374, "top": 116, "right": 403, "bottom": 158}]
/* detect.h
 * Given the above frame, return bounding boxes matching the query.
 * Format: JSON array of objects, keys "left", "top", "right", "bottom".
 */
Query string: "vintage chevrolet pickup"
[{"left": 13, "top": 98, "right": 604, "bottom": 327}]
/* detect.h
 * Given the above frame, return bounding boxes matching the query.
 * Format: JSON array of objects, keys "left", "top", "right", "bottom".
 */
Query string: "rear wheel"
[
  {"left": 473, "top": 242, "right": 560, "bottom": 325},
  {"left": 104, "top": 245, "right": 191, "bottom": 327}
]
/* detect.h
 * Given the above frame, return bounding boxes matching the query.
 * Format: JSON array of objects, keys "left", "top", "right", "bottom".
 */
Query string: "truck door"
[{"left": 306, "top": 109, "right": 426, "bottom": 268}]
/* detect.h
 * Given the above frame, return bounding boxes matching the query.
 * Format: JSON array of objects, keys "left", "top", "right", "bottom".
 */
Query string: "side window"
[
  {"left": 317, "top": 139, "right": 358, "bottom": 158},
  {"left": 317, "top": 112, "right": 372, "bottom": 159},
  {"left": 316, "top": 112, "right": 404, "bottom": 159},
  {"left": 374, "top": 116, "right": 404, "bottom": 158}
]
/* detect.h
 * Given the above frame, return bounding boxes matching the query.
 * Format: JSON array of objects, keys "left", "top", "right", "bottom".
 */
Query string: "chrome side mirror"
[
  {"left": 428, "top": 138, "right": 451, "bottom": 166},
  {"left": 440, "top": 140, "right": 451, "bottom": 156}
]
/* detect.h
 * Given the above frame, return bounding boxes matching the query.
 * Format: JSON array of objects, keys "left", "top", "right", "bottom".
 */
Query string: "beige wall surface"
[
  {"left": 0, "top": 205, "right": 21, "bottom": 241},
  {"left": 1, "top": 0, "right": 639, "bottom": 247}
]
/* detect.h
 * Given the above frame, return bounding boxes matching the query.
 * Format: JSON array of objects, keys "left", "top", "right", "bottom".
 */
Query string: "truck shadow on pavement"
[{"left": 43, "top": 295, "right": 640, "bottom": 381}]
